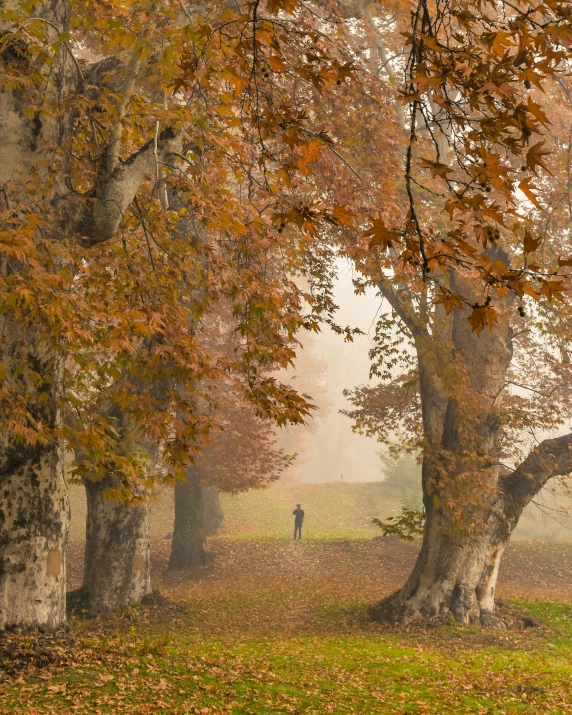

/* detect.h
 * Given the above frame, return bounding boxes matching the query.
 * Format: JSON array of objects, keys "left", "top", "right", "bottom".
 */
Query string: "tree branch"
[
  {"left": 501, "top": 433, "right": 572, "bottom": 510},
  {"left": 59, "top": 127, "right": 181, "bottom": 246},
  {"left": 377, "top": 280, "right": 427, "bottom": 340}
]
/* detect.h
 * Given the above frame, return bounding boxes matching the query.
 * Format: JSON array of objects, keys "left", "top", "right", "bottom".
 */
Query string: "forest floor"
[{"left": 2, "top": 537, "right": 572, "bottom": 714}]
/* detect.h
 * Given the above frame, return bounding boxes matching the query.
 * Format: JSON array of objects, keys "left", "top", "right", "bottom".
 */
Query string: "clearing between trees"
[{"left": 2, "top": 524, "right": 572, "bottom": 714}]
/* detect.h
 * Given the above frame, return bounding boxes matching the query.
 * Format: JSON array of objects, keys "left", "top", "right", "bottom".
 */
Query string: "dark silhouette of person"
[{"left": 293, "top": 504, "right": 304, "bottom": 539}]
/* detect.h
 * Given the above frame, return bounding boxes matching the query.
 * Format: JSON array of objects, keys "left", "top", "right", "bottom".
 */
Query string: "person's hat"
[{"left": 296, "top": 503, "right": 301, "bottom": 507}]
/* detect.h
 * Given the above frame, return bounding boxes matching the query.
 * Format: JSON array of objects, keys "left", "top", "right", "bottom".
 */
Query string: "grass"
[
  {"left": 68, "top": 479, "right": 572, "bottom": 542},
  {"left": 4, "top": 605, "right": 572, "bottom": 714},
  {"left": 3, "top": 537, "right": 572, "bottom": 714},
  {"left": 7, "top": 481, "right": 572, "bottom": 713}
]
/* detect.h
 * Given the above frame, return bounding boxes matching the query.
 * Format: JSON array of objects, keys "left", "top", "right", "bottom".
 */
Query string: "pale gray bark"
[
  {"left": 0, "top": 433, "right": 69, "bottom": 630},
  {"left": 376, "top": 261, "right": 572, "bottom": 626},
  {"left": 376, "top": 433, "right": 572, "bottom": 626},
  {"left": 81, "top": 477, "right": 151, "bottom": 615},
  {"left": 0, "top": 317, "right": 69, "bottom": 629},
  {"left": 0, "top": 0, "right": 179, "bottom": 627}
]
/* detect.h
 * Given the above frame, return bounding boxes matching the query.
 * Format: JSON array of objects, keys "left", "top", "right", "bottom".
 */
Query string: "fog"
[{"left": 280, "top": 261, "right": 385, "bottom": 483}]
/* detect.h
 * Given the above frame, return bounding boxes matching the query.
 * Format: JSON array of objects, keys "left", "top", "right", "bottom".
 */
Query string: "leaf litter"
[{"left": 2, "top": 537, "right": 572, "bottom": 714}]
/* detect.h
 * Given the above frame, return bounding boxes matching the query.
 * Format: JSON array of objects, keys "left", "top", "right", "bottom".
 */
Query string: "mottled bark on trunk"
[
  {"left": 375, "top": 266, "right": 572, "bottom": 625},
  {"left": 202, "top": 485, "right": 223, "bottom": 536},
  {"left": 374, "top": 260, "right": 552, "bottom": 627},
  {"left": 375, "top": 484, "right": 510, "bottom": 627},
  {"left": 0, "top": 1, "right": 72, "bottom": 631},
  {"left": 82, "top": 477, "right": 151, "bottom": 615},
  {"left": 0, "top": 440, "right": 69, "bottom": 630},
  {"left": 1, "top": 0, "right": 181, "bottom": 626},
  {"left": 0, "top": 320, "right": 69, "bottom": 630},
  {"left": 169, "top": 466, "right": 212, "bottom": 571}
]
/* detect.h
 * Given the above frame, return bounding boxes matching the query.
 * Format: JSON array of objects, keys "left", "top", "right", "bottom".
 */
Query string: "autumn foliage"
[{"left": 4, "top": 0, "right": 572, "bottom": 629}]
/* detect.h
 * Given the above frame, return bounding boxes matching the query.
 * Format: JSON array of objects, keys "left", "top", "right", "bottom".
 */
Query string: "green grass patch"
[{"left": 5, "top": 622, "right": 572, "bottom": 714}]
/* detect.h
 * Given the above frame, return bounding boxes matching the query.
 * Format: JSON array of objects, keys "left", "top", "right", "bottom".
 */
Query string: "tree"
[
  {"left": 70, "top": 407, "right": 156, "bottom": 616},
  {"left": 0, "top": 0, "right": 356, "bottom": 628},
  {"left": 169, "top": 381, "right": 292, "bottom": 570},
  {"left": 346, "top": 251, "right": 572, "bottom": 625},
  {"left": 202, "top": 485, "right": 224, "bottom": 536},
  {"left": 3, "top": 0, "right": 572, "bottom": 631},
  {"left": 334, "top": 0, "right": 572, "bottom": 626}
]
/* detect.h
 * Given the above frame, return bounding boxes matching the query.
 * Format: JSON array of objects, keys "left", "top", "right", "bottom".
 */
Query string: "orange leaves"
[
  {"left": 518, "top": 176, "right": 542, "bottom": 209},
  {"left": 364, "top": 218, "right": 400, "bottom": 252},
  {"left": 435, "top": 292, "right": 464, "bottom": 315},
  {"left": 331, "top": 205, "right": 354, "bottom": 228},
  {"left": 418, "top": 158, "right": 453, "bottom": 180},
  {"left": 467, "top": 304, "right": 498, "bottom": 334},
  {"left": 267, "top": 0, "right": 300, "bottom": 14},
  {"left": 392, "top": 0, "right": 572, "bottom": 309}
]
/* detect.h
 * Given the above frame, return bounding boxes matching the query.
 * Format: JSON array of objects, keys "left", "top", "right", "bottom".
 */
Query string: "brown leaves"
[
  {"left": 267, "top": 0, "right": 300, "bottom": 15},
  {"left": 523, "top": 230, "right": 542, "bottom": 254},
  {"left": 418, "top": 157, "right": 453, "bottom": 180},
  {"left": 518, "top": 176, "right": 542, "bottom": 209},
  {"left": 364, "top": 218, "right": 401, "bottom": 252},
  {"left": 467, "top": 304, "right": 498, "bottom": 334},
  {"left": 526, "top": 141, "right": 552, "bottom": 175}
]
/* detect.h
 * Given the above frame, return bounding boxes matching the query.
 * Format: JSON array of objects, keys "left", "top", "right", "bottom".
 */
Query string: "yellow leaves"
[
  {"left": 526, "top": 141, "right": 552, "bottom": 175},
  {"left": 419, "top": 34, "right": 442, "bottom": 53},
  {"left": 490, "top": 30, "right": 515, "bottom": 57},
  {"left": 267, "top": 54, "right": 286, "bottom": 72},
  {"left": 467, "top": 305, "right": 498, "bottom": 334},
  {"left": 277, "top": 165, "right": 292, "bottom": 188}
]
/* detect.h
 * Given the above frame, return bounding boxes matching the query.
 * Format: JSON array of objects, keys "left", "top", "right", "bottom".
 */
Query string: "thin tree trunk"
[
  {"left": 202, "top": 485, "right": 224, "bottom": 536},
  {"left": 169, "top": 466, "right": 212, "bottom": 571},
  {"left": 80, "top": 476, "right": 151, "bottom": 615}
]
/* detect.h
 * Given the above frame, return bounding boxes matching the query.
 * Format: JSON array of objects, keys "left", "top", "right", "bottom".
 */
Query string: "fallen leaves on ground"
[{"left": 2, "top": 538, "right": 572, "bottom": 714}]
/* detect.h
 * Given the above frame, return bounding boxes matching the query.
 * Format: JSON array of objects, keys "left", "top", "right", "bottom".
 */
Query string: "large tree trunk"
[
  {"left": 0, "top": 437, "right": 69, "bottom": 630},
  {"left": 1, "top": 1, "right": 180, "bottom": 627},
  {"left": 202, "top": 485, "right": 224, "bottom": 536},
  {"left": 169, "top": 466, "right": 212, "bottom": 571},
  {"left": 377, "top": 433, "right": 572, "bottom": 626},
  {"left": 0, "top": 1, "right": 72, "bottom": 631},
  {"left": 80, "top": 476, "right": 151, "bottom": 615},
  {"left": 376, "top": 261, "right": 520, "bottom": 626},
  {"left": 0, "top": 317, "right": 69, "bottom": 629},
  {"left": 376, "top": 259, "right": 572, "bottom": 626},
  {"left": 375, "top": 478, "right": 511, "bottom": 627}
]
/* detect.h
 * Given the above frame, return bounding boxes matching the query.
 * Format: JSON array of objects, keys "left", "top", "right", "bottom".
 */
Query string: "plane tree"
[
  {"left": 0, "top": 0, "right": 356, "bottom": 628},
  {"left": 341, "top": 0, "right": 572, "bottom": 626}
]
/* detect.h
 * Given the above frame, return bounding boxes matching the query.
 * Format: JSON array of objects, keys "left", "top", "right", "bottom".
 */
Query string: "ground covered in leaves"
[{"left": 2, "top": 538, "right": 572, "bottom": 714}]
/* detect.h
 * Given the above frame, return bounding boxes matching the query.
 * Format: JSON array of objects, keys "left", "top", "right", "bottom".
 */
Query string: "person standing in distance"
[{"left": 293, "top": 504, "right": 304, "bottom": 539}]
